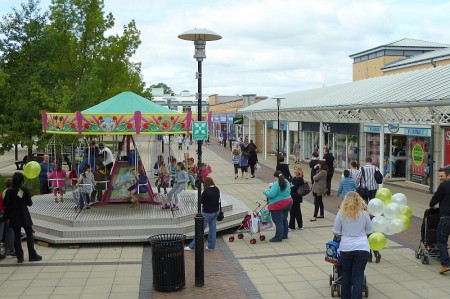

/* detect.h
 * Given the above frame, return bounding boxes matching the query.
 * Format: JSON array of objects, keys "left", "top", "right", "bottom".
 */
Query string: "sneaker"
[
  {"left": 375, "top": 254, "right": 382, "bottom": 263},
  {"left": 251, "top": 175, "right": 255, "bottom": 178},
  {"left": 171, "top": 205, "right": 179, "bottom": 211},
  {"left": 85, "top": 206, "right": 91, "bottom": 209},
  {"left": 184, "top": 246, "right": 194, "bottom": 251},
  {"left": 298, "top": 227, "right": 304, "bottom": 230},
  {"left": 439, "top": 266, "right": 450, "bottom": 274},
  {"left": 206, "top": 246, "right": 214, "bottom": 251},
  {"left": 29, "top": 255, "right": 42, "bottom": 262},
  {"left": 162, "top": 203, "right": 171, "bottom": 209},
  {"left": 288, "top": 227, "right": 295, "bottom": 232}
]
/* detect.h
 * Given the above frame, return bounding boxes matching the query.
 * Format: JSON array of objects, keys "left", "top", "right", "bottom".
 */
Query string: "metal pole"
[
  {"left": 195, "top": 57, "right": 205, "bottom": 287},
  {"left": 277, "top": 104, "right": 280, "bottom": 165}
]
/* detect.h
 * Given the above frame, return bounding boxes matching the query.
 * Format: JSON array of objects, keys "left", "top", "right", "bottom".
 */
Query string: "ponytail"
[{"left": 274, "top": 170, "right": 287, "bottom": 190}]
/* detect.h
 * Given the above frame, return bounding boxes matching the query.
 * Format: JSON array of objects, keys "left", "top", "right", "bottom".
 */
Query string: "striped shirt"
[{"left": 357, "top": 164, "right": 378, "bottom": 191}]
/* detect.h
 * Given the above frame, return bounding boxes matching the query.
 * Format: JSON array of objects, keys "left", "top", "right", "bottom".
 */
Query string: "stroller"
[
  {"left": 326, "top": 237, "right": 369, "bottom": 298},
  {"left": 229, "top": 202, "right": 272, "bottom": 244},
  {"left": 415, "top": 207, "right": 440, "bottom": 264}
]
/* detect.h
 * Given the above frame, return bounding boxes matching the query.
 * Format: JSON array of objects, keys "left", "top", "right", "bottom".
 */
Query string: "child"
[
  {"left": 77, "top": 164, "right": 95, "bottom": 210},
  {"left": 240, "top": 152, "right": 249, "bottom": 179},
  {"left": 232, "top": 149, "right": 241, "bottom": 179},
  {"left": 337, "top": 170, "right": 359, "bottom": 202},
  {"left": 164, "top": 162, "right": 188, "bottom": 211},
  {"left": 92, "top": 162, "right": 109, "bottom": 202},
  {"left": 68, "top": 162, "right": 79, "bottom": 189},
  {"left": 177, "top": 135, "right": 183, "bottom": 150},
  {"left": 185, "top": 134, "right": 191, "bottom": 150},
  {"left": 153, "top": 155, "right": 165, "bottom": 177},
  {"left": 157, "top": 166, "right": 170, "bottom": 195},
  {"left": 128, "top": 166, "right": 148, "bottom": 208},
  {"left": 193, "top": 163, "right": 212, "bottom": 183},
  {"left": 169, "top": 158, "right": 177, "bottom": 187},
  {"left": 47, "top": 162, "right": 67, "bottom": 203},
  {"left": 186, "top": 157, "right": 196, "bottom": 190}
]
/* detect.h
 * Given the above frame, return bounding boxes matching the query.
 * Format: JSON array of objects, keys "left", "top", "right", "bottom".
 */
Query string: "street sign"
[{"left": 192, "top": 121, "right": 208, "bottom": 141}]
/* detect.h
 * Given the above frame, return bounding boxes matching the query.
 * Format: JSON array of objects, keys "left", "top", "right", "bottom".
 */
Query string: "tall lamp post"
[
  {"left": 178, "top": 28, "right": 221, "bottom": 287},
  {"left": 273, "top": 97, "right": 284, "bottom": 165}
]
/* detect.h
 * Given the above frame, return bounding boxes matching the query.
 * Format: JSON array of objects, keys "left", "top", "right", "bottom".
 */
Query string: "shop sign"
[
  {"left": 219, "top": 114, "right": 227, "bottom": 123},
  {"left": 404, "top": 128, "right": 429, "bottom": 136},
  {"left": 388, "top": 124, "right": 400, "bottom": 133},
  {"left": 365, "top": 125, "right": 381, "bottom": 133},
  {"left": 322, "top": 123, "right": 331, "bottom": 133},
  {"left": 411, "top": 141, "right": 425, "bottom": 183},
  {"left": 445, "top": 128, "right": 450, "bottom": 166},
  {"left": 233, "top": 116, "right": 243, "bottom": 124},
  {"left": 226, "top": 114, "right": 235, "bottom": 124},
  {"left": 212, "top": 114, "right": 220, "bottom": 122}
]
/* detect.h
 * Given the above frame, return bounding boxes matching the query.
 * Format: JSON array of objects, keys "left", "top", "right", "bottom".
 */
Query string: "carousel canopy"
[{"left": 82, "top": 91, "right": 175, "bottom": 114}]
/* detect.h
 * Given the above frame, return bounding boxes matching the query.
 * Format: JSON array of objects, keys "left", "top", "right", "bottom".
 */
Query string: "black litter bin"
[{"left": 148, "top": 234, "right": 186, "bottom": 292}]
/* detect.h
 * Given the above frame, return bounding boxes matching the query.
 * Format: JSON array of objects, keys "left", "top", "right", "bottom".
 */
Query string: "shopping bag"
[
  {"left": 259, "top": 209, "right": 271, "bottom": 223},
  {"left": 255, "top": 163, "right": 261, "bottom": 172},
  {"left": 260, "top": 221, "right": 273, "bottom": 230},
  {"left": 250, "top": 213, "right": 260, "bottom": 234},
  {"left": 325, "top": 240, "right": 340, "bottom": 264}
]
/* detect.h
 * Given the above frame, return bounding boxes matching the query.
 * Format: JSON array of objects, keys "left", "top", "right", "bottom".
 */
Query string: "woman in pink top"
[{"left": 47, "top": 162, "right": 67, "bottom": 203}]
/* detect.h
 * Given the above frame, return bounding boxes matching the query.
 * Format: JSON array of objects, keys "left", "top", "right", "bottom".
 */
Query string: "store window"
[
  {"left": 408, "top": 136, "right": 431, "bottom": 186},
  {"left": 304, "top": 131, "right": 319, "bottom": 159}
]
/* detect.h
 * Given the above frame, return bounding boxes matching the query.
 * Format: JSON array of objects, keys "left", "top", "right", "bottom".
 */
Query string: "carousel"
[{"left": 28, "top": 91, "right": 247, "bottom": 244}]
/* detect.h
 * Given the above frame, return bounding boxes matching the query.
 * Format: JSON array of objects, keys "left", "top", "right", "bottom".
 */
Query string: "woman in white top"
[{"left": 332, "top": 192, "right": 372, "bottom": 299}]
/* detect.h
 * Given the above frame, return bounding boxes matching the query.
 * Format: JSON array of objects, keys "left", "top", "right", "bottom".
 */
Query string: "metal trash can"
[{"left": 148, "top": 234, "right": 186, "bottom": 292}]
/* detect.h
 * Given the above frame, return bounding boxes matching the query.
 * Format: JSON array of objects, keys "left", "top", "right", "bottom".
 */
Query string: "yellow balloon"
[
  {"left": 376, "top": 188, "right": 392, "bottom": 205},
  {"left": 369, "top": 232, "right": 387, "bottom": 251},
  {"left": 398, "top": 215, "right": 411, "bottom": 232},
  {"left": 399, "top": 205, "right": 413, "bottom": 219},
  {"left": 24, "top": 161, "right": 41, "bottom": 179}
]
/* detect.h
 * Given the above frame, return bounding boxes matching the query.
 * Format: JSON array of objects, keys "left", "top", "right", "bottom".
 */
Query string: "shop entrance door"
[{"left": 387, "top": 134, "right": 407, "bottom": 180}]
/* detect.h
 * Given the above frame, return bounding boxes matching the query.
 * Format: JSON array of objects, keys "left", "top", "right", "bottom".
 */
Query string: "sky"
[{"left": 1, "top": 0, "right": 450, "bottom": 97}]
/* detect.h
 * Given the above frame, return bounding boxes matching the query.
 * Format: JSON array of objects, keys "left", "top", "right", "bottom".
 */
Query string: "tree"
[{"left": 151, "top": 82, "right": 174, "bottom": 95}]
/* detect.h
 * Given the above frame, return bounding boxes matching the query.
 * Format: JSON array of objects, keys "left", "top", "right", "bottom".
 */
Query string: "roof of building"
[
  {"left": 349, "top": 38, "right": 450, "bottom": 58},
  {"left": 239, "top": 65, "right": 450, "bottom": 125},
  {"left": 382, "top": 47, "right": 450, "bottom": 70}
]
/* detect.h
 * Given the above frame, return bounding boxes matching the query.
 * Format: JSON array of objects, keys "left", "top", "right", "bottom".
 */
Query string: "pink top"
[
  {"left": 48, "top": 170, "right": 67, "bottom": 188},
  {"left": 158, "top": 172, "right": 170, "bottom": 184}
]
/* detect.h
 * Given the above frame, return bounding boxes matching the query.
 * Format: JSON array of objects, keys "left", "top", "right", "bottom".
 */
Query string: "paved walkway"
[{"left": 0, "top": 139, "right": 449, "bottom": 298}]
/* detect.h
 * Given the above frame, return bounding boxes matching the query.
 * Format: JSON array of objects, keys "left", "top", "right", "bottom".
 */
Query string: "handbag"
[
  {"left": 297, "top": 180, "right": 311, "bottom": 196},
  {"left": 217, "top": 198, "right": 224, "bottom": 221}
]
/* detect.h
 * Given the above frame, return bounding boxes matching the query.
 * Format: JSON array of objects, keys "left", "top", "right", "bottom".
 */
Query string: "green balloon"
[
  {"left": 376, "top": 188, "right": 392, "bottom": 205},
  {"left": 23, "top": 161, "right": 41, "bottom": 179},
  {"left": 368, "top": 232, "right": 387, "bottom": 251},
  {"left": 399, "top": 205, "right": 413, "bottom": 219},
  {"left": 398, "top": 215, "right": 411, "bottom": 232}
]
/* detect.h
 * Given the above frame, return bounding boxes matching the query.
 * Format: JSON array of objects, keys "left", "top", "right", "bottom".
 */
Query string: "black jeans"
[
  {"left": 289, "top": 197, "right": 303, "bottom": 229},
  {"left": 326, "top": 172, "right": 334, "bottom": 195},
  {"left": 39, "top": 177, "right": 50, "bottom": 194},
  {"left": 340, "top": 250, "right": 370, "bottom": 299},
  {"left": 438, "top": 217, "right": 450, "bottom": 267},
  {"left": 249, "top": 163, "right": 256, "bottom": 176},
  {"left": 13, "top": 226, "right": 37, "bottom": 261},
  {"left": 313, "top": 193, "right": 324, "bottom": 217}
]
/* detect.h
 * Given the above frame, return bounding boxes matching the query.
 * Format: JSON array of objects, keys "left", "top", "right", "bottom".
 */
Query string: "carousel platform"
[{"left": 29, "top": 190, "right": 248, "bottom": 244}]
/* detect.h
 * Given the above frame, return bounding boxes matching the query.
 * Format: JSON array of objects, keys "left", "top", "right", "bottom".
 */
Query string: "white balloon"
[
  {"left": 372, "top": 216, "right": 388, "bottom": 233},
  {"left": 392, "top": 193, "right": 407, "bottom": 208},
  {"left": 368, "top": 198, "right": 385, "bottom": 217},
  {"left": 390, "top": 218, "right": 404, "bottom": 234},
  {"left": 384, "top": 203, "right": 401, "bottom": 220},
  {"left": 384, "top": 222, "right": 395, "bottom": 235}
]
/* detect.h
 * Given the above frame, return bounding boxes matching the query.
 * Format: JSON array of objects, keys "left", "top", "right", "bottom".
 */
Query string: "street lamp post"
[
  {"left": 178, "top": 28, "right": 221, "bottom": 288},
  {"left": 273, "top": 98, "right": 284, "bottom": 165}
]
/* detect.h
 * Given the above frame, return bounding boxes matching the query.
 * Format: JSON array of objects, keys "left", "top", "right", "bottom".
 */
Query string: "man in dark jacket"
[
  {"left": 323, "top": 147, "right": 335, "bottom": 196},
  {"left": 4, "top": 172, "right": 42, "bottom": 263},
  {"left": 429, "top": 167, "right": 450, "bottom": 274}
]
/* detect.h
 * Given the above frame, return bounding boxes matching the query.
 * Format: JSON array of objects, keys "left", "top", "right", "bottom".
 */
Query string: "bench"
[
  {"left": 15, "top": 155, "right": 28, "bottom": 170},
  {"left": 14, "top": 153, "right": 72, "bottom": 171}
]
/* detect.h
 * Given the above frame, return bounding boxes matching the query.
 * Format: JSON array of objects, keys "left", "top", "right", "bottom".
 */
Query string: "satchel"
[
  {"left": 374, "top": 168, "right": 383, "bottom": 184},
  {"left": 297, "top": 181, "right": 311, "bottom": 196},
  {"left": 217, "top": 198, "right": 224, "bottom": 221},
  {"left": 357, "top": 186, "right": 369, "bottom": 198}
]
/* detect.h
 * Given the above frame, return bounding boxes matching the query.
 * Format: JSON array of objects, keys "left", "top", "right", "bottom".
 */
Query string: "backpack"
[{"left": 374, "top": 168, "right": 383, "bottom": 184}]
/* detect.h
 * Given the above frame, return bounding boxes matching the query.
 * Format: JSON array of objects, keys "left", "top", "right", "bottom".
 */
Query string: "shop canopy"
[
  {"left": 42, "top": 91, "right": 193, "bottom": 135},
  {"left": 239, "top": 64, "right": 450, "bottom": 125}
]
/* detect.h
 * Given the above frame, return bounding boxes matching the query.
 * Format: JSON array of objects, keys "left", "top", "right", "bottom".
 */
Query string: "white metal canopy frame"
[{"left": 239, "top": 64, "right": 450, "bottom": 125}]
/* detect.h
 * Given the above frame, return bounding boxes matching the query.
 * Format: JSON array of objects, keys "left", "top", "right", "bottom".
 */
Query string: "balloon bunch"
[{"left": 367, "top": 188, "right": 412, "bottom": 251}]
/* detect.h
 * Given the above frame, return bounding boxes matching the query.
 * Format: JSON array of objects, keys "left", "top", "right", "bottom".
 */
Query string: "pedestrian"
[
  {"left": 348, "top": 160, "right": 360, "bottom": 183},
  {"left": 332, "top": 191, "right": 372, "bottom": 299},
  {"left": 323, "top": 146, "right": 335, "bottom": 196},
  {"left": 185, "top": 134, "right": 191, "bottom": 150},
  {"left": 229, "top": 130, "right": 235, "bottom": 150},
  {"left": 309, "top": 151, "right": 320, "bottom": 184},
  {"left": 429, "top": 166, "right": 450, "bottom": 274},
  {"left": 2, "top": 179, "right": 15, "bottom": 258},
  {"left": 240, "top": 152, "right": 249, "bottom": 179},
  {"left": 232, "top": 149, "right": 241, "bottom": 179},
  {"left": 356, "top": 157, "right": 379, "bottom": 203},
  {"left": 157, "top": 165, "right": 170, "bottom": 195},
  {"left": 222, "top": 131, "right": 228, "bottom": 148},
  {"left": 4, "top": 172, "right": 42, "bottom": 263},
  {"left": 98, "top": 142, "right": 114, "bottom": 173},
  {"left": 185, "top": 177, "right": 221, "bottom": 251},
  {"left": 47, "top": 161, "right": 67, "bottom": 203},
  {"left": 77, "top": 164, "right": 95, "bottom": 210},
  {"left": 289, "top": 165, "right": 304, "bottom": 230},
  {"left": 39, "top": 154, "right": 52, "bottom": 194},
  {"left": 0, "top": 192, "right": 5, "bottom": 259},
  {"left": 248, "top": 145, "right": 258, "bottom": 178},
  {"left": 311, "top": 160, "right": 327, "bottom": 221},
  {"left": 177, "top": 135, "right": 184, "bottom": 150},
  {"left": 128, "top": 166, "right": 148, "bottom": 208},
  {"left": 337, "top": 170, "right": 359, "bottom": 202},
  {"left": 163, "top": 162, "right": 189, "bottom": 211},
  {"left": 92, "top": 162, "right": 109, "bottom": 202},
  {"left": 263, "top": 171, "right": 293, "bottom": 242},
  {"left": 276, "top": 156, "right": 292, "bottom": 181},
  {"left": 292, "top": 141, "right": 301, "bottom": 164}
]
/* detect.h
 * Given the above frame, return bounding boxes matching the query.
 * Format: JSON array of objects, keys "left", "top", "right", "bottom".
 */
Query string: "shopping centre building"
[{"left": 237, "top": 38, "right": 450, "bottom": 192}]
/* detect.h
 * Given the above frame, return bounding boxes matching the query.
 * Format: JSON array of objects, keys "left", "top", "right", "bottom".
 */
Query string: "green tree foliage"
[
  {"left": 0, "top": 0, "right": 150, "bottom": 155},
  {"left": 151, "top": 82, "right": 174, "bottom": 95}
]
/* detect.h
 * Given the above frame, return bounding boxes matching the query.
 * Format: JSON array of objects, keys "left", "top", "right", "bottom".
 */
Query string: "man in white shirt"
[{"left": 98, "top": 142, "right": 114, "bottom": 173}]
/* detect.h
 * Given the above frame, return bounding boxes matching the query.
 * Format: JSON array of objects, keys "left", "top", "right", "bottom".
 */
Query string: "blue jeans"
[
  {"left": 189, "top": 211, "right": 220, "bottom": 250},
  {"left": 340, "top": 250, "right": 370, "bottom": 299},
  {"left": 270, "top": 202, "right": 293, "bottom": 241},
  {"left": 438, "top": 217, "right": 450, "bottom": 267}
]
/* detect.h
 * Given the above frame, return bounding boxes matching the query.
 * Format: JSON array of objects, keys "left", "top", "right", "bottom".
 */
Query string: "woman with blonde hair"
[
  {"left": 289, "top": 165, "right": 305, "bottom": 230},
  {"left": 332, "top": 192, "right": 372, "bottom": 299}
]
